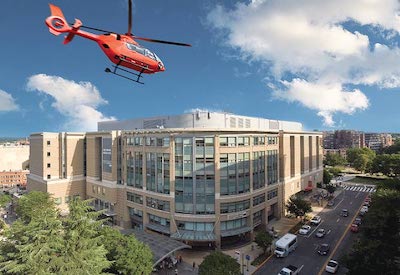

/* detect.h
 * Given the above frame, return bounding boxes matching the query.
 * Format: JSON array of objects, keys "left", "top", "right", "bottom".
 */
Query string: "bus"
[{"left": 274, "top": 233, "right": 297, "bottom": 258}]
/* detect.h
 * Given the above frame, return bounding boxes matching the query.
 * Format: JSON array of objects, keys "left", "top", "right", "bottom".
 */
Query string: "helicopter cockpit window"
[{"left": 126, "top": 43, "right": 146, "bottom": 55}]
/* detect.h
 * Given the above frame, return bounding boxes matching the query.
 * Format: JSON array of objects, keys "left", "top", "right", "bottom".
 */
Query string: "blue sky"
[{"left": 1, "top": 0, "right": 400, "bottom": 137}]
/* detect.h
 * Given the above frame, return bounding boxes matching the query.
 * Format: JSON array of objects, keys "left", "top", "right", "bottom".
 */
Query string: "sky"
[{"left": 1, "top": 0, "right": 400, "bottom": 137}]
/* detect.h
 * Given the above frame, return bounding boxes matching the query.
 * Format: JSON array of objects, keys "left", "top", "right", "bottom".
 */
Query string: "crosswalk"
[{"left": 342, "top": 185, "right": 376, "bottom": 193}]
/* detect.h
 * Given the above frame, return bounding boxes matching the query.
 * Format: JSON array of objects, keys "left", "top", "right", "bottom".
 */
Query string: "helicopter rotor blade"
[
  {"left": 127, "top": 0, "right": 133, "bottom": 36},
  {"left": 133, "top": 36, "right": 191, "bottom": 47},
  {"left": 70, "top": 23, "right": 112, "bottom": 33}
]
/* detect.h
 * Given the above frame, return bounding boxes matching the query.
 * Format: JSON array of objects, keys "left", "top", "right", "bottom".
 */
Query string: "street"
[{"left": 254, "top": 187, "right": 369, "bottom": 275}]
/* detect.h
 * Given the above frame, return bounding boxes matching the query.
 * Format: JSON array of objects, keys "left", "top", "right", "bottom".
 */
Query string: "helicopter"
[{"left": 45, "top": 0, "right": 191, "bottom": 84}]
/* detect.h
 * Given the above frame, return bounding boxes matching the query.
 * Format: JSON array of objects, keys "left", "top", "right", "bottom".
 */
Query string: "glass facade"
[
  {"left": 146, "top": 153, "right": 170, "bottom": 194},
  {"left": 267, "top": 188, "right": 278, "bottom": 200},
  {"left": 146, "top": 197, "right": 170, "bottom": 212},
  {"left": 267, "top": 150, "right": 278, "bottom": 185},
  {"left": 253, "top": 151, "right": 266, "bottom": 190},
  {"left": 220, "top": 153, "right": 250, "bottom": 195},
  {"left": 175, "top": 137, "right": 215, "bottom": 214},
  {"left": 253, "top": 194, "right": 265, "bottom": 206},
  {"left": 126, "top": 152, "right": 143, "bottom": 188},
  {"left": 220, "top": 199, "right": 250, "bottom": 213},
  {"left": 127, "top": 192, "right": 143, "bottom": 204},
  {"left": 102, "top": 137, "right": 112, "bottom": 174},
  {"left": 221, "top": 217, "right": 248, "bottom": 231},
  {"left": 177, "top": 221, "right": 214, "bottom": 232}
]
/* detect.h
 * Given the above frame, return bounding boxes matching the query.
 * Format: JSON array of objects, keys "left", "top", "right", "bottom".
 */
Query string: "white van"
[{"left": 274, "top": 233, "right": 297, "bottom": 258}]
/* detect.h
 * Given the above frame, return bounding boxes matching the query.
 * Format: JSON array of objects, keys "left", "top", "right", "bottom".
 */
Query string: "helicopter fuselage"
[{"left": 45, "top": 11, "right": 164, "bottom": 75}]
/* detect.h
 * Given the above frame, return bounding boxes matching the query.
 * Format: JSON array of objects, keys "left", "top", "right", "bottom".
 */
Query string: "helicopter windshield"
[{"left": 126, "top": 43, "right": 163, "bottom": 65}]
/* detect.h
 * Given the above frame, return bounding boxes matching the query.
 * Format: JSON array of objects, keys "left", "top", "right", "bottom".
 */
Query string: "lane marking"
[
  {"left": 317, "top": 196, "right": 367, "bottom": 275},
  {"left": 336, "top": 218, "right": 340, "bottom": 223},
  {"left": 327, "top": 229, "right": 331, "bottom": 235},
  {"left": 298, "top": 265, "right": 304, "bottom": 273}
]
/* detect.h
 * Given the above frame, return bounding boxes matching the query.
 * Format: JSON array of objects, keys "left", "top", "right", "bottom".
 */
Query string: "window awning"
[
  {"left": 171, "top": 230, "right": 216, "bottom": 241},
  {"left": 221, "top": 226, "right": 252, "bottom": 237},
  {"left": 146, "top": 223, "right": 170, "bottom": 235}
]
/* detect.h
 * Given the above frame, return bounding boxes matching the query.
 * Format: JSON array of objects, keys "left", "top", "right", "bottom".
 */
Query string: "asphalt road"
[{"left": 254, "top": 188, "right": 368, "bottom": 275}]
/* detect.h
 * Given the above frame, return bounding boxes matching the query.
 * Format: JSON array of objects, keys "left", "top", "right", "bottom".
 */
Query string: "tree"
[
  {"left": 55, "top": 198, "right": 111, "bottom": 274},
  {"left": 254, "top": 231, "right": 273, "bottom": 254},
  {"left": 325, "top": 184, "right": 336, "bottom": 195},
  {"left": 16, "top": 191, "right": 57, "bottom": 223},
  {"left": 0, "top": 192, "right": 63, "bottom": 274},
  {"left": 323, "top": 169, "right": 333, "bottom": 186},
  {"left": 0, "top": 194, "right": 11, "bottom": 208},
  {"left": 0, "top": 194, "right": 111, "bottom": 275},
  {"left": 343, "top": 187, "right": 400, "bottom": 274},
  {"left": 101, "top": 226, "right": 153, "bottom": 275},
  {"left": 324, "top": 153, "right": 346, "bottom": 167},
  {"left": 199, "top": 252, "right": 240, "bottom": 275},
  {"left": 347, "top": 148, "right": 375, "bottom": 172},
  {"left": 286, "top": 196, "right": 312, "bottom": 221}
]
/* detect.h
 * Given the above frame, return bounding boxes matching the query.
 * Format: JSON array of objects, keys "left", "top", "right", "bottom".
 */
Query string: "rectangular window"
[
  {"left": 102, "top": 137, "right": 112, "bottom": 174},
  {"left": 267, "top": 188, "right": 278, "bottom": 200},
  {"left": 220, "top": 199, "right": 250, "bottom": 213},
  {"left": 127, "top": 192, "right": 143, "bottom": 204},
  {"left": 47, "top": 152, "right": 51, "bottom": 157},
  {"left": 290, "top": 136, "right": 295, "bottom": 178},
  {"left": 253, "top": 194, "right": 265, "bottom": 206},
  {"left": 47, "top": 163, "right": 51, "bottom": 168},
  {"left": 47, "top": 174, "right": 51, "bottom": 179},
  {"left": 146, "top": 197, "right": 170, "bottom": 212},
  {"left": 47, "top": 140, "right": 51, "bottom": 146}
]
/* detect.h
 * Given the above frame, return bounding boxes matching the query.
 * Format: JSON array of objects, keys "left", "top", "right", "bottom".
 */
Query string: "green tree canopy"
[
  {"left": 254, "top": 231, "right": 273, "bottom": 254},
  {"left": 343, "top": 186, "right": 400, "bottom": 274},
  {"left": 199, "top": 252, "right": 240, "bottom": 275},
  {"left": 323, "top": 169, "right": 333, "bottom": 186},
  {"left": 101, "top": 226, "right": 153, "bottom": 275},
  {"left": 324, "top": 153, "right": 347, "bottom": 167},
  {"left": 286, "top": 196, "right": 312, "bottom": 221},
  {"left": 16, "top": 191, "right": 57, "bottom": 223},
  {"left": 347, "top": 148, "right": 376, "bottom": 172},
  {"left": 0, "top": 194, "right": 112, "bottom": 275},
  {"left": 0, "top": 194, "right": 11, "bottom": 208}
]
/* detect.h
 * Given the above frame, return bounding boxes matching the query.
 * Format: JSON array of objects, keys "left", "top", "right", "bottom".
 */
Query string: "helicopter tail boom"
[{"left": 46, "top": 4, "right": 99, "bottom": 44}]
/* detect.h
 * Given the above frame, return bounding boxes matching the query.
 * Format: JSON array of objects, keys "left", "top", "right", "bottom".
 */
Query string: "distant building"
[
  {"left": 0, "top": 144, "right": 29, "bottom": 171},
  {"left": 28, "top": 112, "right": 323, "bottom": 248},
  {"left": 364, "top": 133, "right": 393, "bottom": 152},
  {"left": 0, "top": 170, "right": 29, "bottom": 187}
]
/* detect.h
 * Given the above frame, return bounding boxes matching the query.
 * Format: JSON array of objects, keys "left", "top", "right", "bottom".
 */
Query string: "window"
[
  {"left": 146, "top": 197, "right": 170, "bottom": 212},
  {"left": 47, "top": 174, "right": 51, "bottom": 179},
  {"left": 47, "top": 152, "right": 51, "bottom": 157},
  {"left": 47, "top": 163, "right": 51, "bottom": 168},
  {"left": 267, "top": 189, "right": 278, "bottom": 200},
  {"left": 253, "top": 194, "right": 265, "bottom": 206},
  {"left": 102, "top": 187, "right": 105, "bottom": 195},
  {"left": 220, "top": 200, "right": 250, "bottom": 213},
  {"left": 127, "top": 192, "right": 143, "bottom": 204},
  {"left": 92, "top": 185, "right": 96, "bottom": 194},
  {"left": 47, "top": 140, "right": 51, "bottom": 146}
]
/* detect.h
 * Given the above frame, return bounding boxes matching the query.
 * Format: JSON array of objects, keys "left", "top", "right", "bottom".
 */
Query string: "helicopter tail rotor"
[{"left": 46, "top": 4, "right": 70, "bottom": 36}]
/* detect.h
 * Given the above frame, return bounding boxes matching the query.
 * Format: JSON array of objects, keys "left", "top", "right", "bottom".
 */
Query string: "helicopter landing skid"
[{"left": 105, "top": 65, "right": 145, "bottom": 84}]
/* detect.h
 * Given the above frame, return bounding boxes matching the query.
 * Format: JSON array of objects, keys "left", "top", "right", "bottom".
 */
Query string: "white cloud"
[
  {"left": 27, "top": 74, "right": 115, "bottom": 131},
  {"left": 273, "top": 79, "right": 369, "bottom": 126},
  {"left": 207, "top": 0, "right": 400, "bottom": 124},
  {"left": 0, "top": 89, "right": 19, "bottom": 112}
]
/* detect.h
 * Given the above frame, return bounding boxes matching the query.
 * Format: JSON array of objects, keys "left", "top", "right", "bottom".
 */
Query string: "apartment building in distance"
[{"left": 27, "top": 112, "right": 323, "bottom": 248}]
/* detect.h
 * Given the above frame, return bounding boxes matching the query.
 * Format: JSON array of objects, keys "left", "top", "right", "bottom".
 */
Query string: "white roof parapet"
[{"left": 98, "top": 111, "right": 303, "bottom": 132}]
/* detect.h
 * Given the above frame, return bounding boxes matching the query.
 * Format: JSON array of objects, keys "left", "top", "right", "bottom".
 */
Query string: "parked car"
[
  {"left": 363, "top": 201, "right": 370, "bottom": 207},
  {"left": 350, "top": 224, "right": 359, "bottom": 233},
  {"left": 315, "top": 228, "right": 326, "bottom": 238},
  {"left": 279, "top": 264, "right": 301, "bottom": 275},
  {"left": 341, "top": 209, "right": 349, "bottom": 217},
  {"left": 317, "top": 243, "right": 330, "bottom": 255},
  {"left": 325, "top": 259, "right": 339, "bottom": 273},
  {"left": 310, "top": 215, "right": 322, "bottom": 225},
  {"left": 327, "top": 200, "right": 335, "bottom": 207},
  {"left": 354, "top": 217, "right": 362, "bottom": 225},
  {"left": 299, "top": 225, "right": 311, "bottom": 235},
  {"left": 361, "top": 206, "right": 368, "bottom": 212}
]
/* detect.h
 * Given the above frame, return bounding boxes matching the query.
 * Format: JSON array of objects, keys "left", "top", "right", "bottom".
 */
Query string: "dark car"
[
  {"left": 327, "top": 200, "right": 335, "bottom": 207},
  {"left": 354, "top": 217, "right": 362, "bottom": 225},
  {"left": 341, "top": 209, "right": 348, "bottom": 217},
  {"left": 318, "top": 243, "right": 330, "bottom": 255}
]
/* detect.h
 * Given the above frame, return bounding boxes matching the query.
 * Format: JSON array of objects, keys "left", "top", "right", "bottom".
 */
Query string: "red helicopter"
[{"left": 45, "top": 0, "right": 191, "bottom": 84}]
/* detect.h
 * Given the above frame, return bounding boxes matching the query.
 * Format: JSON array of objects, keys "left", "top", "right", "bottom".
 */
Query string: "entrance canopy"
[{"left": 121, "top": 229, "right": 191, "bottom": 266}]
